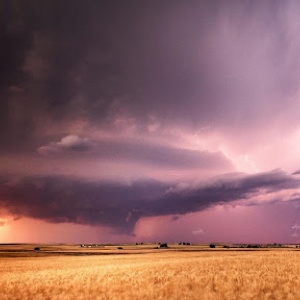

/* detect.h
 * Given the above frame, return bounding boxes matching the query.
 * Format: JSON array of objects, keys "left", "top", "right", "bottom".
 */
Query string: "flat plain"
[{"left": 0, "top": 244, "right": 299, "bottom": 300}]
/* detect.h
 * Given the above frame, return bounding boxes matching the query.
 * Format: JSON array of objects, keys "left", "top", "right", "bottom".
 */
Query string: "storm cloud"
[
  {"left": 1, "top": 170, "right": 299, "bottom": 234},
  {"left": 2, "top": 1, "right": 300, "bottom": 242},
  {"left": 2, "top": 1, "right": 300, "bottom": 150}
]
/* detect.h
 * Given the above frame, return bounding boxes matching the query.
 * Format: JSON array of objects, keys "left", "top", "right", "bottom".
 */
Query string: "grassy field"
[{"left": 0, "top": 244, "right": 299, "bottom": 299}]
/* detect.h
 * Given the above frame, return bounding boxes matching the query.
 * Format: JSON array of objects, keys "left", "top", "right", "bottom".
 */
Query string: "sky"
[{"left": 1, "top": 0, "right": 300, "bottom": 244}]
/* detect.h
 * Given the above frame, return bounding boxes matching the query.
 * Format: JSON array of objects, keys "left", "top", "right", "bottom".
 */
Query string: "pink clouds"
[
  {"left": 1, "top": 1, "right": 300, "bottom": 243},
  {"left": 134, "top": 201, "right": 300, "bottom": 244}
]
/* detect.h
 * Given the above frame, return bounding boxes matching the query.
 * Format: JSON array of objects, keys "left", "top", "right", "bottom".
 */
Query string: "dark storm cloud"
[
  {"left": 2, "top": 0, "right": 299, "bottom": 152},
  {"left": 0, "top": 175, "right": 168, "bottom": 233},
  {"left": 0, "top": 0, "right": 90, "bottom": 150},
  {"left": 38, "top": 135, "right": 233, "bottom": 170},
  {"left": 0, "top": 0, "right": 36, "bottom": 149},
  {"left": 1, "top": 169, "right": 299, "bottom": 233},
  {"left": 0, "top": 0, "right": 35, "bottom": 88},
  {"left": 0, "top": 0, "right": 124, "bottom": 149},
  {"left": 149, "top": 170, "right": 300, "bottom": 217}
]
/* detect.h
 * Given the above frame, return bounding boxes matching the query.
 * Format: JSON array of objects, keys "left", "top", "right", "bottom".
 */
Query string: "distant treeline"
[{"left": 79, "top": 243, "right": 300, "bottom": 249}]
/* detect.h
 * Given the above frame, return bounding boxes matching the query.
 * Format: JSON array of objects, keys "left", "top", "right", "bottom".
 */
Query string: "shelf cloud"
[{"left": 1, "top": 170, "right": 299, "bottom": 234}]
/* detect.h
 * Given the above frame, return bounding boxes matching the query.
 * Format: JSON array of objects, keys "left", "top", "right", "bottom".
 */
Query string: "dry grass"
[{"left": 0, "top": 245, "right": 299, "bottom": 299}]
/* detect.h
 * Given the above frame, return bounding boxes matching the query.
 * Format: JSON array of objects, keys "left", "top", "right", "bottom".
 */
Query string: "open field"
[{"left": 0, "top": 244, "right": 299, "bottom": 300}]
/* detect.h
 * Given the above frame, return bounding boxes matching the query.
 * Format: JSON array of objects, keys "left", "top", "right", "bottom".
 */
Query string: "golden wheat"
[{"left": 0, "top": 248, "right": 299, "bottom": 300}]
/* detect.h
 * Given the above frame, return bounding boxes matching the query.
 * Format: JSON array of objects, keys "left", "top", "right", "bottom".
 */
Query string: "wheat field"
[{"left": 0, "top": 245, "right": 299, "bottom": 300}]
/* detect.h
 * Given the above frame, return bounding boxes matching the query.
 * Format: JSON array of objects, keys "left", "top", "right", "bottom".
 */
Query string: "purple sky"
[{"left": 1, "top": 0, "right": 300, "bottom": 244}]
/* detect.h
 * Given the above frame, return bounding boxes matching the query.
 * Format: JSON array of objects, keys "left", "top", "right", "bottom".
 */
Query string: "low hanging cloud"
[{"left": 0, "top": 169, "right": 299, "bottom": 234}]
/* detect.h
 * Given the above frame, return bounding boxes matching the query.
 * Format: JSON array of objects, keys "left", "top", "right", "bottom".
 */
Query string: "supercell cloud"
[
  {"left": 0, "top": 170, "right": 300, "bottom": 235},
  {"left": 1, "top": 0, "right": 300, "bottom": 242}
]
